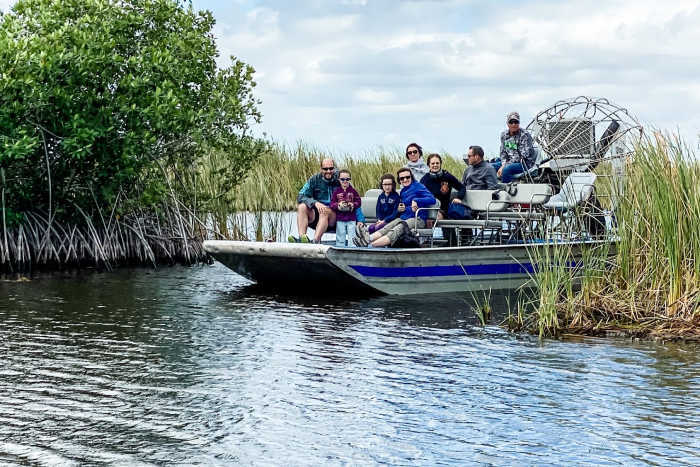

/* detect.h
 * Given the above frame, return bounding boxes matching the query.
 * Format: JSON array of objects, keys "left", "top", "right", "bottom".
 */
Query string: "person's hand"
[
  {"left": 357, "top": 222, "right": 365, "bottom": 228},
  {"left": 316, "top": 202, "right": 331, "bottom": 214},
  {"left": 452, "top": 198, "right": 462, "bottom": 205},
  {"left": 497, "top": 166, "right": 503, "bottom": 177},
  {"left": 411, "top": 200, "right": 418, "bottom": 212},
  {"left": 398, "top": 203, "right": 405, "bottom": 213}
]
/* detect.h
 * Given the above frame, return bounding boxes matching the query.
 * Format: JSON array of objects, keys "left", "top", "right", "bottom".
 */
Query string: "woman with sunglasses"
[
  {"left": 355, "top": 167, "right": 435, "bottom": 248},
  {"left": 403, "top": 142, "right": 430, "bottom": 182},
  {"left": 419, "top": 153, "right": 463, "bottom": 220}
]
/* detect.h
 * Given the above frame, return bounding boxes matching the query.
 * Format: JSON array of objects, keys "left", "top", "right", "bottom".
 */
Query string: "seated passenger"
[
  {"left": 289, "top": 158, "right": 339, "bottom": 243},
  {"left": 366, "top": 173, "right": 400, "bottom": 234},
  {"left": 419, "top": 153, "right": 463, "bottom": 220},
  {"left": 493, "top": 111, "right": 536, "bottom": 183},
  {"left": 450, "top": 145, "right": 499, "bottom": 219},
  {"left": 354, "top": 168, "right": 436, "bottom": 247},
  {"left": 404, "top": 142, "right": 430, "bottom": 182}
]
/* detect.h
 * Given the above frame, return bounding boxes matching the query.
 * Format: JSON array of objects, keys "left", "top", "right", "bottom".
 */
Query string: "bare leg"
[
  {"left": 371, "top": 235, "right": 391, "bottom": 247},
  {"left": 296, "top": 203, "right": 313, "bottom": 239},
  {"left": 314, "top": 210, "right": 336, "bottom": 242}
]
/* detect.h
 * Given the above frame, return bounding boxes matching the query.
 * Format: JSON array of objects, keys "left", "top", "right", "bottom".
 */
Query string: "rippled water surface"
[{"left": 1, "top": 264, "right": 699, "bottom": 465}]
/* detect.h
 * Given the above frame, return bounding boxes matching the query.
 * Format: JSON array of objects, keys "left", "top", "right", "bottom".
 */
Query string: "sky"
[{"left": 3, "top": 0, "right": 700, "bottom": 157}]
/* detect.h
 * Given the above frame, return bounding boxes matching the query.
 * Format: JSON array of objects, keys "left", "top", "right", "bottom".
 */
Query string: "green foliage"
[{"left": 0, "top": 0, "right": 265, "bottom": 222}]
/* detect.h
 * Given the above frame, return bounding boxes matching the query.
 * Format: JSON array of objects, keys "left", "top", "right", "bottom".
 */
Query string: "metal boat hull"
[{"left": 204, "top": 240, "right": 612, "bottom": 295}]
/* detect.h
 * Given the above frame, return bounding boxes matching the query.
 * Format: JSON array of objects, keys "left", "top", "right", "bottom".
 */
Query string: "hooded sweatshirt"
[{"left": 399, "top": 181, "right": 437, "bottom": 221}]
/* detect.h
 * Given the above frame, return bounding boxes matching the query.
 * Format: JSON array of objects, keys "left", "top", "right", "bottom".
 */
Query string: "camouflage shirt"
[{"left": 500, "top": 129, "right": 535, "bottom": 167}]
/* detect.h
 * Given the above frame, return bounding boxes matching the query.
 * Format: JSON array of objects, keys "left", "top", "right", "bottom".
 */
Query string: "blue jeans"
[
  {"left": 335, "top": 220, "right": 356, "bottom": 247},
  {"left": 501, "top": 163, "right": 525, "bottom": 183}
]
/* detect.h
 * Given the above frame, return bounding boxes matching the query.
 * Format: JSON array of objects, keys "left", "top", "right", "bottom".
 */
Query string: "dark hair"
[
  {"left": 379, "top": 173, "right": 396, "bottom": 190},
  {"left": 426, "top": 153, "right": 442, "bottom": 165},
  {"left": 397, "top": 167, "right": 414, "bottom": 182},
  {"left": 469, "top": 145, "right": 485, "bottom": 159},
  {"left": 339, "top": 168, "right": 351, "bottom": 178},
  {"left": 405, "top": 142, "right": 423, "bottom": 159}
]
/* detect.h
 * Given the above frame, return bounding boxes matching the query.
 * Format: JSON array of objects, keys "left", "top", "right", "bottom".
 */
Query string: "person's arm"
[
  {"left": 413, "top": 185, "right": 437, "bottom": 207},
  {"left": 499, "top": 133, "right": 508, "bottom": 164},
  {"left": 329, "top": 189, "right": 340, "bottom": 212},
  {"left": 350, "top": 188, "right": 361, "bottom": 210},
  {"left": 355, "top": 206, "right": 365, "bottom": 223},
  {"left": 485, "top": 166, "right": 500, "bottom": 190},
  {"left": 381, "top": 194, "right": 400, "bottom": 222},
  {"left": 447, "top": 172, "right": 464, "bottom": 192},
  {"left": 454, "top": 170, "right": 467, "bottom": 203},
  {"left": 297, "top": 177, "right": 317, "bottom": 208},
  {"left": 521, "top": 132, "right": 534, "bottom": 168}
]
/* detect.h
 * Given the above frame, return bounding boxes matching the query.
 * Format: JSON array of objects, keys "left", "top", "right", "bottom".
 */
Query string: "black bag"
[{"left": 392, "top": 221, "right": 421, "bottom": 248}]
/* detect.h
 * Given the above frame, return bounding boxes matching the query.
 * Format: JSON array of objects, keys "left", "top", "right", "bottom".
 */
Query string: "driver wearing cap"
[{"left": 494, "top": 111, "right": 536, "bottom": 183}]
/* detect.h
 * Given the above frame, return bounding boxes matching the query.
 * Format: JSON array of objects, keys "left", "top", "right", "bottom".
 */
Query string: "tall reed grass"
[
  {"left": 511, "top": 135, "right": 700, "bottom": 339},
  {"left": 228, "top": 142, "right": 464, "bottom": 212}
]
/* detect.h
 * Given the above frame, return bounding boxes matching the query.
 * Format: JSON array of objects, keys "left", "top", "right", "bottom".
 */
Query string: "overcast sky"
[{"left": 4, "top": 0, "right": 699, "bottom": 157}]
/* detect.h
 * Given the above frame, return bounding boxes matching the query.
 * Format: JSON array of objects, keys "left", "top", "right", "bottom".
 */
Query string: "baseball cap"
[{"left": 506, "top": 111, "right": 520, "bottom": 123}]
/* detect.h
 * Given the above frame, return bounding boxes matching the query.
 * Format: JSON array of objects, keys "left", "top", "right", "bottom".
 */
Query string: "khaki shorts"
[{"left": 376, "top": 218, "right": 425, "bottom": 244}]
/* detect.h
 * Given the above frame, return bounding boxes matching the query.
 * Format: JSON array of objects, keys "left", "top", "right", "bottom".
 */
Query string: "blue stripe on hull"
[{"left": 349, "top": 263, "right": 536, "bottom": 278}]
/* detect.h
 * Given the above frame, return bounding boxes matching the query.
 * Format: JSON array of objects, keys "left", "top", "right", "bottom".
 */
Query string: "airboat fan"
[{"left": 525, "top": 96, "right": 643, "bottom": 173}]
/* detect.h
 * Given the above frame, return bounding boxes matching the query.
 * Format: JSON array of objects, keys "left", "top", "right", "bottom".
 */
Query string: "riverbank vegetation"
[
  {"left": 0, "top": 0, "right": 266, "bottom": 271},
  {"left": 508, "top": 136, "right": 700, "bottom": 340}
]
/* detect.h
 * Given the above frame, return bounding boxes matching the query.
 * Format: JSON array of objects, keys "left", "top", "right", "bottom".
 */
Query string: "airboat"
[{"left": 204, "top": 97, "right": 643, "bottom": 295}]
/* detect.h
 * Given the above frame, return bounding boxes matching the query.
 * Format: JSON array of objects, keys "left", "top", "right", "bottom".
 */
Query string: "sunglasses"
[
  {"left": 339, "top": 177, "right": 351, "bottom": 181},
  {"left": 321, "top": 166, "right": 334, "bottom": 171},
  {"left": 381, "top": 183, "right": 393, "bottom": 186},
  {"left": 398, "top": 175, "right": 412, "bottom": 181},
  {"left": 406, "top": 150, "right": 419, "bottom": 156},
  {"left": 508, "top": 120, "right": 519, "bottom": 124}
]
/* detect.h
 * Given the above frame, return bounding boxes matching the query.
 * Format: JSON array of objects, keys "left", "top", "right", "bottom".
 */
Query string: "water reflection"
[{"left": 1, "top": 264, "right": 699, "bottom": 465}]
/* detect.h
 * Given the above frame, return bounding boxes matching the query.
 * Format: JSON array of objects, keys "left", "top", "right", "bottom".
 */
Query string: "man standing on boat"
[
  {"left": 450, "top": 145, "right": 499, "bottom": 219},
  {"left": 494, "top": 111, "right": 536, "bottom": 182},
  {"left": 290, "top": 158, "right": 340, "bottom": 243}
]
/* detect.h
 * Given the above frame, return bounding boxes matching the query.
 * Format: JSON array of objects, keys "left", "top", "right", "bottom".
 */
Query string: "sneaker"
[
  {"left": 358, "top": 226, "right": 370, "bottom": 245},
  {"left": 287, "top": 235, "right": 299, "bottom": 243},
  {"left": 354, "top": 232, "right": 369, "bottom": 247},
  {"left": 299, "top": 235, "right": 310, "bottom": 243}
]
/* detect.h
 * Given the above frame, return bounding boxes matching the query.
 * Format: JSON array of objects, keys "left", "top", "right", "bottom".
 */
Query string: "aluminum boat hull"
[{"left": 204, "top": 240, "right": 613, "bottom": 295}]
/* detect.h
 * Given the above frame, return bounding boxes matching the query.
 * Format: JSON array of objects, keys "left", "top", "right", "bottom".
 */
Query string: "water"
[{"left": 1, "top": 264, "right": 699, "bottom": 465}]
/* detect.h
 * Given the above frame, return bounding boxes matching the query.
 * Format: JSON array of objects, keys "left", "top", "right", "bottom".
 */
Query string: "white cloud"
[{"left": 196, "top": 0, "right": 700, "bottom": 153}]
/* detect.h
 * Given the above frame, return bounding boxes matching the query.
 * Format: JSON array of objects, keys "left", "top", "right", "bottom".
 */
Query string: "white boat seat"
[
  {"left": 463, "top": 190, "right": 509, "bottom": 213},
  {"left": 500, "top": 183, "right": 553, "bottom": 205},
  {"left": 361, "top": 196, "right": 377, "bottom": 220},
  {"left": 543, "top": 172, "right": 597, "bottom": 210}
]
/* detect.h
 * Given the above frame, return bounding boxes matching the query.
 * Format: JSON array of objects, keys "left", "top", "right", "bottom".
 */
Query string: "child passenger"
[
  {"left": 330, "top": 169, "right": 361, "bottom": 247},
  {"left": 367, "top": 173, "right": 401, "bottom": 234}
]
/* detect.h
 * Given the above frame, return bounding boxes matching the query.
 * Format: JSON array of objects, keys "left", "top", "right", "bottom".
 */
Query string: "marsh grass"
[
  {"left": 509, "top": 135, "right": 700, "bottom": 339},
  {"left": 227, "top": 142, "right": 464, "bottom": 212}
]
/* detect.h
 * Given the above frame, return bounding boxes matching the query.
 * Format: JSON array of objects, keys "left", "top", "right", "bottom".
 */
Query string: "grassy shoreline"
[{"left": 507, "top": 136, "right": 699, "bottom": 340}]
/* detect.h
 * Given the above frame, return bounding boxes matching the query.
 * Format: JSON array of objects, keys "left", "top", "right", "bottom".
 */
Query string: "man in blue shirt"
[{"left": 290, "top": 158, "right": 339, "bottom": 243}]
